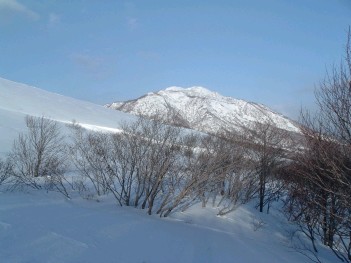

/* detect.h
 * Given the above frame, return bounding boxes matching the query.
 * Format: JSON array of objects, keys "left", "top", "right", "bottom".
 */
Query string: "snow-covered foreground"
[
  {"left": 0, "top": 77, "right": 336, "bottom": 262},
  {"left": 0, "top": 190, "right": 334, "bottom": 263}
]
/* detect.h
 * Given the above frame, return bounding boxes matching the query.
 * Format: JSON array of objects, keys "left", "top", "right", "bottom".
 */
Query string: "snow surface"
[
  {"left": 0, "top": 77, "right": 134, "bottom": 155},
  {"left": 0, "top": 190, "right": 336, "bottom": 263},
  {"left": 107, "top": 86, "right": 301, "bottom": 135},
  {"left": 0, "top": 77, "right": 335, "bottom": 262}
]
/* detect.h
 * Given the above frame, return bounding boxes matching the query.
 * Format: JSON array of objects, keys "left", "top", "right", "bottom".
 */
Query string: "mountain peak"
[
  {"left": 162, "top": 86, "right": 218, "bottom": 98},
  {"left": 107, "top": 86, "right": 300, "bottom": 134}
]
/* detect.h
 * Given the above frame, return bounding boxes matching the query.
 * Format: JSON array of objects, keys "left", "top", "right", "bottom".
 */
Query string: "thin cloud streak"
[{"left": 0, "top": 0, "right": 39, "bottom": 20}]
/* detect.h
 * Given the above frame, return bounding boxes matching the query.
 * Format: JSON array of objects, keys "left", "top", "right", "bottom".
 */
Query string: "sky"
[{"left": 0, "top": 0, "right": 350, "bottom": 120}]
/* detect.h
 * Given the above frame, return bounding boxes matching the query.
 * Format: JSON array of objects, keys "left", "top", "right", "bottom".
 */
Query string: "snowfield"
[
  {"left": 0, "top": 77, "right": 335, "bottom": 262},
  {"left": 0, "top": 190, "right": 335, "bottom": 263}
]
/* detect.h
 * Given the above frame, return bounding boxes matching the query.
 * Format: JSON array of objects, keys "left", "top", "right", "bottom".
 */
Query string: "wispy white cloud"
[{"left": 0, "top": 0, "right": 39, "bottom": 20}]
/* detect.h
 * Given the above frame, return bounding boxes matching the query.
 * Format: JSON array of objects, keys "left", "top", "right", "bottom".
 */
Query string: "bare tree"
[
  {"left": 195, "top": 134, "right": 251, "bottom": 214},
  {"left": 284, "top": 113, "right": 351, "bottom": 262},
  {"left": 239, "top": 120, "right": 290, "bottom": 213},
  {"left": 156, "top": 133, "right": 203, "bottom": 217},
  {"left": 0, "top": 158, "right": 12, "bottom": 187},
  {"left": 68, "top": 123, "right": 112, "bottom": 198},
  {"left": 158, "top": 132, "right": 254, "bottom": 217},
  {"left": 284, "top": 28, "right": 351, "bottom": 262},
  {"left": 130, "top": 117, "right": 182, "bottom": 215},
  {"left": 69, "top": 117, "right": 185, "bottom": 215},
  {"left": 9, "top": 116, "right": 69, "bottom": 196}
]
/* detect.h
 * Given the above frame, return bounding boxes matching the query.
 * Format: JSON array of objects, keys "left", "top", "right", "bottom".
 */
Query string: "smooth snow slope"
[
  {"left": 0, "top": 191, "right": 335, "bottom": 263},
  {"left": 0, "top": 77, "right": 134, "bottom": 155}
]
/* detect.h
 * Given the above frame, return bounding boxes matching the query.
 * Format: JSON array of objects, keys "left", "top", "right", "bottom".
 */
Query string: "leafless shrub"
[
  {"left": 69, "top": 117, "right": 185, "bottom": 214},
  {"left": 68, "top": 123, "right": 111, "bottom": 198},
  {"left": 283, "top": 28, "right": 351, "bottom": 262},
  {"left": 288, "top": 229, "right": 323, "bottom": 263},
  {"left": 198, "top": 134, "right": 252, "bottom": 215},
  {"left": 0, "top": 158, "right": 12, "bottom": 187},
  {"left": 123, "top": 117, "right": 182, "bottom": 215},
  {"left": 237, "top": 121, "right": 291, "bottom": 213},
  {"left": 159, "top": 132, "right": 255, "bottom": 217},
  {"left": 8, "top": 116, "right": 69, "bottom": 197}
]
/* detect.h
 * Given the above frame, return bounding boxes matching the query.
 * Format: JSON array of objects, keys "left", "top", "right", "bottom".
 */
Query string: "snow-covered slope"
[
  {"left": 107, "top": 86, "right": 300, "bottom": 134},
  {"left": 0, "top": 191, "right": 335, "bottom": 263},
  {"left": 0, "top": 77, "right": 134, "bottom": 155}
]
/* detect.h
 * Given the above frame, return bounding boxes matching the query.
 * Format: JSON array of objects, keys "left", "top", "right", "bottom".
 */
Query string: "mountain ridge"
[{"left": 106, "top": 86, "right": 300, "bottom": 135}]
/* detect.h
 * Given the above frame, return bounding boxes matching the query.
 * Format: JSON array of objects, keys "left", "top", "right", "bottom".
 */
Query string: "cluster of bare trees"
[
  {"left": 282, "top": 30, "right": 351, "bottom": 262},
  {"left": 68, "top": 117, "right": 268, "bottom": 217},
  {"left": 69, "top": 118, "right": 184, "bottom": 215},
  {"left": 238, "top": 121, "right": 292, "bottom": 213},
  {"left": 0, "top": 110, "right": 290, "bottom": 220}
]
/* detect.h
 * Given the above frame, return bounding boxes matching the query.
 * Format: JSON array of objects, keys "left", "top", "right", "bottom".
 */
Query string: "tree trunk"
[{"left": 259, "top": 171, "right": 266, "bottom": 212}]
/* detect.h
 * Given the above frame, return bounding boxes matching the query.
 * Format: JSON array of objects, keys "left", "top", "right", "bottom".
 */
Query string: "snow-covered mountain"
[{"left": 107, "top": 86, "right": 300, "bottom": 135}]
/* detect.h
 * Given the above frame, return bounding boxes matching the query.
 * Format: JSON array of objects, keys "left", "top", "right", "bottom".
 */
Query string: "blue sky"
[{"left": 1, "top": 0, "right": 350, "bottom": 120}]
